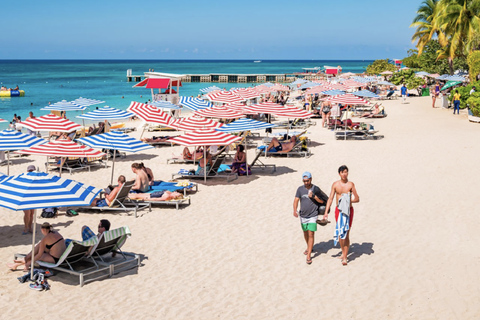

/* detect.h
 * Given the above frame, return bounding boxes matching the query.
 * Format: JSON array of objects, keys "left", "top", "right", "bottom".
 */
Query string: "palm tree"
[{"left": 411, "top": 0, "right": 443, "bottom": 54}]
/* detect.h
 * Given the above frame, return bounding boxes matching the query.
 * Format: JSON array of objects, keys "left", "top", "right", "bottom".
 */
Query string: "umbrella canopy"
[
  {"left": 231, "top": 88, "right": 261, "bottom": 100},
  {"left": 377, "top": 81, "right": 395, "bottom": 86},
  {"left": 441, "top": 81, "right": 462, "bottom": 91},
  {"left": 298, "top": 82, "right": 320, "bottom": 90},
  {"left": 41, "top": 100, "right": 86, "bottom": 111},
  {"left": 0, "top": 129, "right": 47, "bottom": 174},
  {"left": 223, "top": 102, "right": 247, "bottom": 113},
  {"left": 179, "top": 97, "right": 213, "bottom": 111},
  {"left": 21, "top": 114, "right": 82, "bottom": 132},
  {"left": 253, "top": 85, "right": 275, "bottom": 94},
  {"left": 244, "top": 102, "right": 287, "bottom": 114},
  {"left": 290, "top": 79, "right": 308, "bottom": 86},
  {"left": 327, "top": 83, "right": 349, "bottom": 91},
  {"left": 78, "top": 131, "right": 152, "bottom": 153},
  {"left": 76, "top": 106, "right": 134, "bottom": 120},
  {"left": 17, "top": 139, "right": 106, "bottom": 158},
  {"left": 0, "top": 171, "right": 101, "bottom": 211},
  {"left": 444, "top": 75, "right": 466, "bottom": 82},
  {"left": 126, "top": 101, "right": 174, "bottom": 126},
  {"left": 325, "top": 94, "right": 370, "bottom": 105},
  {"left": 427, "top": 73, "right": 440, "bottom": 78},
  {"left": 0, "top": 118, "right": 7, "bottom": 122},
  {"left": 273, "top": 107, "right": 314, "bottom": 119},
  {"left": 200, "top": 86, "right": 222, "bottom": 94},
  {"left": 269, "top": 84, "right": 290, "bottom": 91},
  {"left": 148, "top": 101, "right": 181, "bottom": 110},
  {"left": 168, "top": 129, "right": 242, "bottom": 147},
  {"left": 305, "top": 85, "right": 334, "bottom": 95},
  {"left": 204, "top": 91, "right": 245, "bottom": 104},
  {"left": 72, "top": 97, "right": 105, "bottom": 107},
  {"left": 170, "top": 116, "right": 223, "bottom": 131},
  {"left": 216, "top": 118, "right": 277, "bottom": 132},
  {"left": 321, "top": 89, "right": 346, "bottom": 96},
  {"left": 342, "top": 80, "right": 364, "bottom": 88},
  {"left": 194, "top": 106, "right": 245, "bottom": 119},
  {"left": 352, "top": 90, "right": 380, "bottom": 98}
]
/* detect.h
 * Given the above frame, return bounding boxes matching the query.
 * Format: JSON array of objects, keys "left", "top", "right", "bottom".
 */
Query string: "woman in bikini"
[{"left": 7, "top": 222, "right": 66, "bottom": 271}]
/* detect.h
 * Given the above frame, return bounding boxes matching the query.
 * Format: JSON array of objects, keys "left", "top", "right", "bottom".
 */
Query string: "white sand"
[{"left": 1, "top": 96, "right": 480, "bottom": 319}]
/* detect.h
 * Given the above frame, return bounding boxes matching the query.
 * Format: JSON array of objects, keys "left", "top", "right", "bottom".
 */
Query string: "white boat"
[{"left": 254, "top": 60, "right": 261, "bottom": 63}]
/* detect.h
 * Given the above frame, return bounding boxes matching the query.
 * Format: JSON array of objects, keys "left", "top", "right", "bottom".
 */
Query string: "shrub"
[
  {"left": 467, "top": 51, "right": 480, "bottom": 82},
  {"left": 389, "top": 69, "right": 425, "bottom": 89},
  {"left": 366, "top": 59, "right": 396, "bottom": 75}
]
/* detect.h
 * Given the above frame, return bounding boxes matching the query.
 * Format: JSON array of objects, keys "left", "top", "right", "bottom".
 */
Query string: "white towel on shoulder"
[{"left": 334, "top": 193, "right": 350, "bottom": 246}]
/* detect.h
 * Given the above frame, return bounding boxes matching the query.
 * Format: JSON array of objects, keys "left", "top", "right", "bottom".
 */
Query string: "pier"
[{"left": 127, "top": 70, "right": 327, "bottom": 83}]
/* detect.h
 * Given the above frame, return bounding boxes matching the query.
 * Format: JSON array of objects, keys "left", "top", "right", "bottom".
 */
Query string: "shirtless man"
[
  {"left": 91, "top": 176, "right": 126, "bottom": 207},
  {"left": 266, "top": 136, "right": 297, "bottom": 153},
  {"left": 131, "top": 163, "right": 149, "bottom": 192},
  {"left": 323, "top": 165, "right": 359, "bottom": 266}
]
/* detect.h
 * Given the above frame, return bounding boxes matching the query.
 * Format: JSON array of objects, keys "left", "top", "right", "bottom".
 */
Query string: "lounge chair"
[
  {"left": 249, "top": 149, "right": 276, "bottom": 173},
  {"left": 88, "top": 226, "right": 140, "bottom": 276},
  {"left": 334, "top": 130, "right": 384, "bottom": 140},
  {"left": 258, "top": 134, "right": 311, "bottom": 158},
  {"left": 20, "top": 237, "right": 111, "bottom": 287},
  {"left": 84, "top": 180, "right": 152, "bottom": 218},
  {"left": 45, "top": 157, "right": 90, "bottom": 174},
  {"left": 171, "top": 155, "right": 238, "bottom": 182}
]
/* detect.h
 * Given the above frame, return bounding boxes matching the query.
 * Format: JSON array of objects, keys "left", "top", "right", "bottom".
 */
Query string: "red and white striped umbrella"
[
  {"left": 231, "top": 88, "right": 261, "bottom": 100},
  {"left": 126, "top": 101, "right": 173, "bottom": 126},
  {"left": 327, "top": 83, "right": 349, "bottom": 91},
  {"left": 16, "top": 139, "right": 106, "bottom": 158},
  {"left": 342, "top": 80, "right": 365, "bottom": 88},
  {"left": 273, "top": 107, "right": 314, "bottom": 119},
  {"left": 244, "top": 102, "right": 287, "bottom": 114},
  {"left": 194, "top": 106, "right": 245, "bottom": 119},
  {"left": 170, "top": 116, "right": 223, "bottom": 131},
  {"left": 324, "top": 94, "right": 370, "bottom": 105},
  {"left": 20, "top": 114, "right": 81, "bottom": 132},
  {"left": 270, "top": 84, "right": 290, "bottom": 92},
  {"left": 223, "top": 102, "right": 247, "bottom": 113},
  {"left": 168, "top": 129, "right": 242, "bottom": 147},
  {"left": 305, "top": 85, "right": 334, "bottom": 95},
  {"left": 253, "top": 85, "right": 275, "bottom": 94},
  {"left": 204, "top": 91, "right": 245, "bottom": 104}
]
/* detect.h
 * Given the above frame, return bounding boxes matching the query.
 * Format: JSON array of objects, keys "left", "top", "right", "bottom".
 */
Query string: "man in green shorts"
[{"left": 293, "top": 172, "right": 326, "bottom": 265}]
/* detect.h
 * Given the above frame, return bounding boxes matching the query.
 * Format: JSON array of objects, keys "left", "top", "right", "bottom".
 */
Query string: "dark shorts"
[
  {"left": 335, "top": 207, "right": 354, "bottom": 228},
  {"left": 96, "top": 199, "right": 108, "bottom": 207},
  {"left": 150, "top": 191, "right": 165, "bottom": 198},
  {"left": 129, "top": 189, "right": 143, "bottom": 194}
]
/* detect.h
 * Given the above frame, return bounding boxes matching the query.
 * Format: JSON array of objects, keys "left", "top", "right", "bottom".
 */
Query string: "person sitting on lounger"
[
  {"left": 360, "top": 104, "right": 382, "bottom": 118},
  {"left": 136, "top": 162, "right": 155, "bottom": 186},
  {"left": 266, "top": 136, "right": 297, "bottom": 153},
  {"left": 128, "top": 190, "right": 183, "bottom": 201},
  {"left": 183, "top": 146, "right": 204, "bottom": 160},
  {"left": 196, "top": 151, "right": 213, "bottom": 175},
  {"left": 231, "top": 145, "right": 246, "bottom": 174},
  {"left": 91, "top": 176, "right": 126, "bottom": 207},
  {"left": 7, "top": 222, "right": 66, "bottom": 271},
  {"left": 65, "top": 219, "right": 111, "bottom": 247},
  {"left": 141, "top": 136, "right": 171, "bottom": 143},
  {"left": 131, "top": 163, "right": 150, "bottom": 193}
]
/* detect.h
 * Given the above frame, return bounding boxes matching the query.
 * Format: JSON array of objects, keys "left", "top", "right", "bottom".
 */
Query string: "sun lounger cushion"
[{"left": 150, "top": 181, "right": 195, "bottom": 192}]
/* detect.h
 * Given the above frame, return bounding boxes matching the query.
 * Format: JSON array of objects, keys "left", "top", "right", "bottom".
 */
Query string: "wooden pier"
[{"left": 127, "top": 70, "right": 327, "bottom": 83}]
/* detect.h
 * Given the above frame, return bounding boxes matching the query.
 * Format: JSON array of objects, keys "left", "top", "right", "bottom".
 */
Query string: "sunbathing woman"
[
  {"left": 266, "top": 136, "right": 297, "bottom": 153},
  {"left": 128, "top": 190, "right": 183, "bottom": 201},
  {"left": 361, "top": 104, "right": 382, "bottom": 118},
  {"left": 183, "top": 146, "right": 204, "bottom": 160},
  {"left": 7, "top": 222, "right": 66, "bottom": 271},
  {"left": 231, "top": 145, "right": 246, "bottom": 174}
]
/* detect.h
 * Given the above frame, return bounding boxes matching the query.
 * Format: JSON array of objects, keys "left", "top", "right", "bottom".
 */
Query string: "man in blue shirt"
[{"left": 401, "top": 84, "right": 408, "bottom": 104}]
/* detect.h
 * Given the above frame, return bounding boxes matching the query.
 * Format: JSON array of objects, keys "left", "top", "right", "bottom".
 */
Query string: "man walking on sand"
[
  {"left": 293, "top": 172, "right": 326, "bottom": 265},
  {"left": 323, "top": 165, "right": 359, "bottom": 266}
]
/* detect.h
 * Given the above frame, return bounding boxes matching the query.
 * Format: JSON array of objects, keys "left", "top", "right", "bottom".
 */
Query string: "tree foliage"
[
  {"left": 365, "top": 59, "right": 397, "bottom": 75},
  {"left": 467, "top": 51, "right": 480, "bottom": 81},
  {"left": 447, "top": 81, "right": 480, "bottom": 113},
  {"left": 389, "top": 69, "right": 426, "bottom": 89}
]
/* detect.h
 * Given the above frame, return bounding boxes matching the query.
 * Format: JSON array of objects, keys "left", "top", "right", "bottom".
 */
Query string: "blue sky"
[{"left": 0, "top": 0, "right": 421, "bottom": 60}]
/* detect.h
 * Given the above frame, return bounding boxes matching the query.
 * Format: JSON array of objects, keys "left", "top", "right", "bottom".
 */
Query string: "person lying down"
[{"left": 128, "top": 190, "right": 183, "bottom": 201}]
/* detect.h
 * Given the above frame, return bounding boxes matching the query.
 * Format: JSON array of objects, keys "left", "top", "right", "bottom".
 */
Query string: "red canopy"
[
  {"left": 324, "top": 94, "right": 370, "bottom": 105},
  {"left": 244, "top": 102, "right": 287, "bottom": 114},
  {"left": 17, "top": 139, "right": 106, "bottom": 158},
  {"left": 170, "top": 116, "right": 223, "bottom": 131},
  {"left": 126, "top": 101, "right": 173, "bottom": 127},
  {"left": 21, "top": 114, "right": 81, "bottom": 132},
  {"left": 194, "top": 106, "right": 245, "bottom": 119},
  {"left": 134, "top": 78, "right": 182, "bottom": 89},
  {"left": 168, "top": 129, "right": 241, "bottom": 147}
]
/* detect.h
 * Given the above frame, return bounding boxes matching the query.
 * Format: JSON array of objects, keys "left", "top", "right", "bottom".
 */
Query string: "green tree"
[
  {"left": 410, "top": 40, "right": 468, "bottom": 74},
  {"left": 365, "top": 59, "right": 396, "bottom": 75},
  {"left": 403, "top": 49, "right": 421, "bottom": 68},
  {"left": 467, "top": 50, "right": 480, "bottom": 81},
  {"left": 389, "top": 69, "right": 426, "bottom": 89},
  {"left": 410, "top": 0, "right": 443, "bottom": 54}
]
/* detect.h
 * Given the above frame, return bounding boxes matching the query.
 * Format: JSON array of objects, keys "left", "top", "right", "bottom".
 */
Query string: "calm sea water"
[{"left": 0, "top": 60, "right": 372, "bottom": 129}]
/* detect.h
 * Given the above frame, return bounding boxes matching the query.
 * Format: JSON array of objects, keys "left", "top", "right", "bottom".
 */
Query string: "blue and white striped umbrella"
[
  {"left": 78, "top": 131, "right": 153, "bottom": 183},
  {"left": 0, "top": 129, "right": 47, "bottom": 174},
  {"left": 353, "top": 90, "right": 380, "bottom": 98},
  {"left": 41, "top": 100, "right": 87, "bottom": 111},
  {"left": 200, "top": 86, "right": 222, "bottom": 93},
  {"left": 179, "top": 96, "right": 213, "bottom": 111},
  {"left": 299, "top": 82, "right": 320, "bottom": 90},
  {"left": 148, "top": 101, "right": 181, "bottom": 110},
  {"left": 0, "top": 173, "right": 6, "bottom": 181},
  {"left": 76, "top": 106, "right": 134, "bottom": 120},
  {"left": 71, "top": 97, "right": 105, "bottom": 107},
  {"left": 0, "top": 171, "right": 101, "bottom": 211},
  {"left": 290, "top": 79, "right": 308, "bottom": 86},
  {"left": 215, "top": 118, "right": 277, "bottom": 132},
  {"left": 321, "top": 90, "right": 346, "bottom": 96},
  {"left": 436, "top": 74, "right": 450, "bottom": 80},
  {"left": 444, "top": 75, "right": 466, "bottom": 82}
]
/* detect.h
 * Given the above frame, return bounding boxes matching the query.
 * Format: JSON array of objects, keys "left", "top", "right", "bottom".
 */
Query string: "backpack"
[
  {"left": 311, "top": 185, "right": 329, "bottom": 215},
  {"left": 41, "top": 207, "right": 58, "bottom": 219}
]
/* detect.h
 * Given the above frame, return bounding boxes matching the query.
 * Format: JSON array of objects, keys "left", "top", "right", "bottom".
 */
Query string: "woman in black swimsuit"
[{"left": 7, "top": 222, "right": 66, "bottom": 271}]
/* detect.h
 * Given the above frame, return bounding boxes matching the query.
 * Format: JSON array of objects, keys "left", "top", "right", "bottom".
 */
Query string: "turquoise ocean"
[{"left": 0, "top": 60, "right": 372, "bottom": 129}]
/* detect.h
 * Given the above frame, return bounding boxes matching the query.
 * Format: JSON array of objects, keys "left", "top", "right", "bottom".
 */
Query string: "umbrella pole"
[
  {"left": 111, "top": 151, "right": 116, "bottom": 185},
  {"left": 203, "top": 147, "right": 206, "bottom": 183},
  {"left": 30, "top": 211, "right": 37, "bottom": 279},
  {"left": 245, "top": 133, "right": 248, "bottom": 177},
  {"left": 59, "top": 157, "right": 64, "bottom": 177},
  {"left": 7, "top": 150, "right": 10, "bottom": 175},
  {"left": 139, "top": 125, "right": 146, "bottom": 140},
  {"left": 345, "top": 106, "right": 348, "bottom": 141}
]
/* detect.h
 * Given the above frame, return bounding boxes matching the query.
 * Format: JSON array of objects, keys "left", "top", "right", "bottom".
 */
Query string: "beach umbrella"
[
  {"left": 169, "top": 129, "right": 242, "bottom": 182},
  {"left": 321, "top": 89, "right": 346, "bottom": 96},
  {"left": 0, "top": 118, "right": 7, "bottom": 122},
  {"left": 16, "top": 139, "right": 106, "bottom": 177},
  {"left": 170, "top": 116, "right": 223, "bottom": 131},
  {"left": 41, "top": 100, "right": 87, "bottom": 111},
  {"left": 298, "top": 82, "right": 320, "bottom": 90},
  {"left": 77, "top": 131, "right": 153, "bottom": 184},
  {"left": 71, "top": 97, "right": 105, "bottom": 107},
  {"left": 223, "top": 102, "right": 248, "bottom": 113},
  {"left": 290, "top": 79, "right": 308, "bottom": 86},
  {"left": 324, "top": 94, "right": 370, "bottom": 105},
  {"left": 0, "top": 129, "right": 47, "bottom": 175},
  {"left": 253, "top": 85, "right": 275, "bottom": 94},
  {"left": 194, "top": 106, "right": 246, "bottom": 119},
  {"left": 179, "top": 97, "right": 213, "bottom": 111},
  {"left": 243, "top": 102, "right": 287, "bottom": 114},
  {"left": 204, "top": 91, "right": 245, "bottom": 104},
  {"left": 76, "top": 106, "right": 134, "bottom": 120},
  {"left": 127, "top": 101, "right": 174, "bottom": 127},
  {"left": 148, "top": 101, "right": 181, "bottom": 110},
  {"left": 444, "top": 75, "right": 466, "bottom": 82},
  {"left": 415, "top": 71, "right": 430, "bottom": 77},
  {"left": 21, "top": 114, "right": 82, "bottom": 133},
  {"left": 269, "top": 84, "right": 290, "bottom": 92},
  {"left": 0, "top": 171, "right": 101, "bottom": 278},
  {"left": 441, "top": 81, "right": 462, "bottom": 91},
  {"left": 262, "top": 82, "right": 275, "bottom": 87},
  {"left": 427, "top": 73, "right": 440, "bottom": 78},
  {"left": 231, "top": 88, "right": 261, "bottom": 100},
  {"left": 352, "top": 90, "right": 380, "bottom": 98},
  {"left": 272, "top": 107, "right": 314, "bottom": 119},
  {"left": 377, "top": 81, "right": 395, "bottom": 86},
  {"left": 327, "top": 83, "right": 349, "bottom": 91},
  {"left": 305, "top": 85, "right": 334, "bottom": 95},
  {"left": 200, "top": 86, "right": 222, "bottom": 94},
  {"left": 342, "top": 80, "right": 364, "bottom": 88}
]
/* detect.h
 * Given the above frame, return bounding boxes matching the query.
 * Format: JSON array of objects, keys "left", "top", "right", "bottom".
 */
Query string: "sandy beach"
[{"left": 1, "top": 96, "right": 479, "bottom": 319}]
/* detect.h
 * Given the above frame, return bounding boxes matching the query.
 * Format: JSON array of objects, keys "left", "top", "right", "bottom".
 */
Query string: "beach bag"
[
  {"left": 41, "top": 207, "right": 58, "bottom": 219},
  {"left": 311, "top": 185, "right": 329, "bottom": 215}
]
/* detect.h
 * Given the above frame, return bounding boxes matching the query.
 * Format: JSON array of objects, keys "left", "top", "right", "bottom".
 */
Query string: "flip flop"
[
  {"left": 316, "top": 219, "right": 331, "bottom": 226},
  {"left": 306, "top": 258, "right": 312, "bottom": 265},
  {"left": 342, "top": 259, "right": 348, "bottom": 266}
]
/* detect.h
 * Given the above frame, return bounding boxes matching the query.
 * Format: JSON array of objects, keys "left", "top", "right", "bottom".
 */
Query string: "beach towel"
[{"left": 334, "top": 193, "right": 351, "bottom": 246}]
